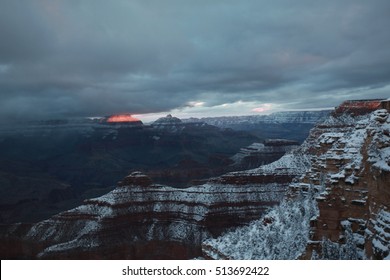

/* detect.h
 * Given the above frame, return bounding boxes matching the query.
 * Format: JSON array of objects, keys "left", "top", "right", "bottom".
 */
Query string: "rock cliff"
[
  {"left": 305, "top": 101, "right": 390, "bottom": 259},
  {"left": 202, "top": 99, "right": 390, "bottom": 260}
]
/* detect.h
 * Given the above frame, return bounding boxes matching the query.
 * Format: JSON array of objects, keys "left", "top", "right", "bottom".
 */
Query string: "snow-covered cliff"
[{"left": 202, "top": 100, "right": 390, "bottom": 260}]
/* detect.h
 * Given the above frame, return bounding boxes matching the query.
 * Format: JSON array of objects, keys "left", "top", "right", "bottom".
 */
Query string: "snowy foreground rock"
[{"left": 203, "top": 100, "right": 390, "bottom": 260}]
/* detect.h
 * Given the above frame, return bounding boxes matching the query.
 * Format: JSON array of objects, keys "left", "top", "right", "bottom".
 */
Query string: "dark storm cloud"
[{"left": 1, "top": 0, "right": 390, "bottom": 121}]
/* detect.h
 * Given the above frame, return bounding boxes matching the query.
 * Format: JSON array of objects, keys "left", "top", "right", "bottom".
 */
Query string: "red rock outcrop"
[{"left": 333, "top": 99, "right": 382, "bottom": 117}]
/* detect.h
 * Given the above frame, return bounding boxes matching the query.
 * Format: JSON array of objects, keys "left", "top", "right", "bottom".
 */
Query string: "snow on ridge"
[
  {"left": 203, "top": 191, "right": 319, "bottom": 260},
  {"left": 229, "top": 150, "right": 310, "bottom": 177},
  {"left": 27, "top": 181, "right": 286, "bottom": 248},
  {"left": 230, "top": 142, "right": 298, "bottom": 165},
  {"left": 86, "top": 183, "right": 285, "bottom": 207}
]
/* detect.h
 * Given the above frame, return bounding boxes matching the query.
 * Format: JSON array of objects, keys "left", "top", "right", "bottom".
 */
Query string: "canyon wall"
[
  {"left": 202, "top": 99, "right": 390, "bottom": 260},
  {"left": 305, "top": 104, "right": 390, "bottom": 259}
]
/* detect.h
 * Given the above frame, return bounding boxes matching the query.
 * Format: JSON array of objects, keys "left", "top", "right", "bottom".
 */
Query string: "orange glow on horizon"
[{"left": 106, "top": 114, "right": 141, "bottom": 123}]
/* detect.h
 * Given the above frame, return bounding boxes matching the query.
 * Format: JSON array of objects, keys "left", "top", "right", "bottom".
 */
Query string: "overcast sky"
[{"left": 1, "top": 0, "right": 390, "bottom": 122}]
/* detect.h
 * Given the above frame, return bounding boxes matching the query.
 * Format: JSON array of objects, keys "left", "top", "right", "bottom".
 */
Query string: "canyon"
[
  {"left": 0, "top": 111, "right": 324, "bottom": 224},
  {"left": 1, "top": 101, "right": 389, "bottom": 259}
]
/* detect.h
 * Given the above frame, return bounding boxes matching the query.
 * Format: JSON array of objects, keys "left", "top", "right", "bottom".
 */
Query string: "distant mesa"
[
  {"left": 104, "top": 114, "right": 143, "bottom": 126},
  {"left": 263, "top": 139, "right": 299, "bottom": 146},
  {"left": 153, "top": 114, "right": 182, "bottom": 124},
  {"left": 152, "top": 114, "right": 185, "bottom": 131},
  {"left": 106, "top": 114, "right": 140, "bottom": 123},
  {"left": 118, "top": 171, "right": 152, "bottom": 187}
]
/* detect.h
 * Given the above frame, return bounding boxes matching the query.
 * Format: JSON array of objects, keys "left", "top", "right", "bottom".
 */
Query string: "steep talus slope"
[{"left": 202, "top": 99, "right": 390, "bottom": 260}]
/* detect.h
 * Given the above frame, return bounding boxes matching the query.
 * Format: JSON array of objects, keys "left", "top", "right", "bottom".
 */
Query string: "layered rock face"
[
  {"left": 1, "top": 160, "right": 306, "bottom": 259},
  {"left": 333, "top": 99, "right": 383, "bottom": 117},
  {"left": 305, "top": 103, "right": 390, "bottom": 259},
  {"left": 202, "top": 99, "right": 390, "bottom": 260}
]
